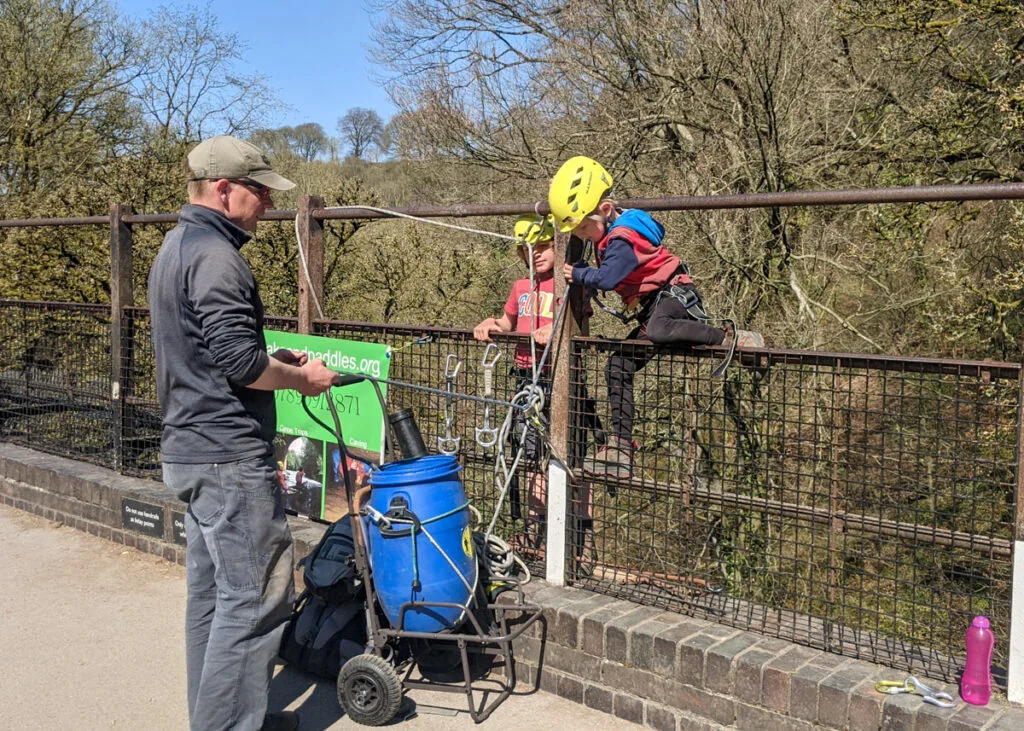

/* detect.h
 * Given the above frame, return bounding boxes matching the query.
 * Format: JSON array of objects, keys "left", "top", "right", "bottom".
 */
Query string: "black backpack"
[
  {"left": 279, "top": 593, "right": 367, "bottom": 679},
  {"left": 279, "top": 515, "right": 368, "bottom": 678},
  {"left": 299, "top": 515, "right": 362, "bottom": 604}
]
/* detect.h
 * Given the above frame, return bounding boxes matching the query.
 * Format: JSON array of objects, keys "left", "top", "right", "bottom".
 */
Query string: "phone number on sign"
[{"left": 278, "top": 390, "right": 360, "bottom": 416}]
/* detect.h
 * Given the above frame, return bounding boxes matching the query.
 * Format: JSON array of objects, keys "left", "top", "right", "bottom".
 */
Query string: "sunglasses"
[{"left": 231, "top": 178, "right": 271, "bottom": 197}]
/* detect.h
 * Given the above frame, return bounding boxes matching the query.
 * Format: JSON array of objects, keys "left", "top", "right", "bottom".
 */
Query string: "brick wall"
[
  {"left": 2, "top": 441, "right": 1021, "bottom": 730},
  {"left": 504, "top": 581, "right": 1024, "bottom": 730}
]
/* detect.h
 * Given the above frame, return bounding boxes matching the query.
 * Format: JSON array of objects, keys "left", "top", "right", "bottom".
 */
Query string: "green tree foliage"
[
  {"left": 838, "top": 0, "right": 1024, "bottom": 182},
  {"left": 0, "top": 0, "right": 280, "bottom": 301},
  {"left": 0, "top": 0, "right": 138, "bottom": 205},
  {"left": 0, "top": 0, "right": 139, "bottom": 301}
]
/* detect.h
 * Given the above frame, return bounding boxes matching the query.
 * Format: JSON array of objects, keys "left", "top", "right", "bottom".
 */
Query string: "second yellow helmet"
[
  {"left": 548, "top": 156, "right": 613, "bottom": 233},
  {"left": 513, "top": 214, "right": 555, "bottom": 246}
]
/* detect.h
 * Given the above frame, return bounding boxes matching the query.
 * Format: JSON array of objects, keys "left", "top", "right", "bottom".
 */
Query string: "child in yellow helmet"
[
  {"left": 549, "top": 156, "right": 763, "bottom": 479},
  {"left": 473, "top": 214, "right": 594, "bottom": 563},
  {"left": 474, "top": 214, "right": 558, "bottom": 354}
]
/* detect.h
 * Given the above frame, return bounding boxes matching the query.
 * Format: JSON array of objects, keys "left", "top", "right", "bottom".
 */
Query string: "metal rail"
[{"left": 1, "top": 182, "right": 1024, "bottom": 229}]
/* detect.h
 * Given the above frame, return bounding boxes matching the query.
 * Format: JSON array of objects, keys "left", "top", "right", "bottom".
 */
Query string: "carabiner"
[
  {"left": 444, "top": 353, "right": 461, "bottom": 381},
  {"left": 438, "top": 354, "right": 462, "bottom": 456},
  {"left": 480, "top": 343, "right": 501, "bottom": 377},
  {"left": 475, "top": 344, "right": 502, "bottom": 449},
  {"left": 874, "top": 677, "right": 956, "bottom": 708}
]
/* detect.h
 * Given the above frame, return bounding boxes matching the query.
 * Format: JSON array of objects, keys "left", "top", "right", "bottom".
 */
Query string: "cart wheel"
[{"left": 337, "top": 654, "right": 402, "bottom": 726}]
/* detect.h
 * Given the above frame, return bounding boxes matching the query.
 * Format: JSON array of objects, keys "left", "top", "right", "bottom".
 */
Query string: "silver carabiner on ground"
[
  {"left": 475, "top": 343, "right": 501, "bottom": 449},
  {"left": 874, "top": 676, "right": 956, "bottom": 708},
  {"left": 438, "top": 354, "right": 462, "bottom": 456}
]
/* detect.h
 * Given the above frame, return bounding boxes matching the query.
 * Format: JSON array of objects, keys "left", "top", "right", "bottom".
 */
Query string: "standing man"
[{"left": 149, "top": 135, "right": 336, "bottom": 731}]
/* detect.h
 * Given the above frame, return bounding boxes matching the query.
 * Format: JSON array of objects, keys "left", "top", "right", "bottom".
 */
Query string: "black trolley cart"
[{"left": 311, "top": 374, "right": 542, "bottom": 725}]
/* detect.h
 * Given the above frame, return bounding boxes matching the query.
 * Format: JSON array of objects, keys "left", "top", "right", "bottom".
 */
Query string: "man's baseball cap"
[{"left": 187, "top": 135, "right": 296, "bottom": 190}]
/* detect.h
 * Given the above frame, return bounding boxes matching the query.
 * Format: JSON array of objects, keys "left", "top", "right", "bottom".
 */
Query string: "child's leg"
[
  {"left": 645, "top": 294, "right": 727, "bottom": 345},
  {"left": 523, "top": 415, "right": 547, "bottom": 549},
  {"left": 585, "top": 338, "right": 649, "bottom": 478},
  {"left": 574, "top": 480, "right": 593, "bottom": 522},
  {"left": 605, "top": 328, "right": 650, "bottom": 441},
  {"left": 573, "top": 480, "right": 595, "bottom": 573},
  {"left": 528, "top": 471, "right": 547, "bottom": 528}
]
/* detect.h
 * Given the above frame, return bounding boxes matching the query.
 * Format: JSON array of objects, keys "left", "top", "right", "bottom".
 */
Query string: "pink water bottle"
[{"left": 961, "top": 616, "right": 994, "bottom": 705}]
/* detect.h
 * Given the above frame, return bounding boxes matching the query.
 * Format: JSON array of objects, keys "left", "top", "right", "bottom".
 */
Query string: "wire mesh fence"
[
  {"left": 569, "top": 339, "right": 1018, "bottom": 688},
  {"left": 315, "top": 321, "right": 552, "bottom": 578},
  {"left": 0, "top": 298, "right": 1018, "bottom": 686},
  {"left": 0, "top": 300, "right": 115, "bottom": 468}
]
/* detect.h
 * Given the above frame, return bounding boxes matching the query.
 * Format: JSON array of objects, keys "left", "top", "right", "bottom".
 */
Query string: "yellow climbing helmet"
[
  {"left": 548, "top": 156, "right": 614, "bottom": 233},
  {"left": 513, "top": 214, "right": 555, "bottom": 246}
]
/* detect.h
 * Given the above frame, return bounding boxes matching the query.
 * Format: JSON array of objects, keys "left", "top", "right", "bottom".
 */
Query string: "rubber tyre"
[{"left": 336, "top": 654, "right": 402, "bottom": 726}]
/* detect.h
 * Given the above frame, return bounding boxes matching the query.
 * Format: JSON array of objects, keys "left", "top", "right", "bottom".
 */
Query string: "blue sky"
[{"left": 116, "top": 0, "right": 396, "bottom": 134}]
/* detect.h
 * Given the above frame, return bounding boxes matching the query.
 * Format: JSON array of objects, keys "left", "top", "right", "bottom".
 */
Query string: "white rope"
[
  {"left": 485, "top": 385, "right": 543, "bottom": 537},
  {"left": 323, "top": 205, "right": 523, "bottom": 242},
  {"left": 474, "top": 531, "right": 532, "bottom": 585},
  {"left": 481, "top": 289, "right": 574, "bottom": 541},
  {"left": 294, "top": 216, "right": 326, "bottom": 319},
  {"left": 293, "top": 203, "right": 539, "bottom": 320}
]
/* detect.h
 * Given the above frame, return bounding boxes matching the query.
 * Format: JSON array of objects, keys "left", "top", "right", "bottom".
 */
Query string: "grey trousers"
[{"left": 164, "top": 456, "right": 295, "bottom": 731}]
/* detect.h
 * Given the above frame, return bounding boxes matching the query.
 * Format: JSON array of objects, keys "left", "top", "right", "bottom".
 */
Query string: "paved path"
[{"left": 0, "top": 503, "right": 643, "bottom": 730}]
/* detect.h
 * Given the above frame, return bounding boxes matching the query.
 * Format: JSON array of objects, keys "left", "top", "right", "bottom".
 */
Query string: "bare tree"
[
  {"left": 133, "top": 4, "right": 279, "bottom": 141},
  {"left": 337, "top": 107, "right": 384, "bottom": 158},
  {"left": 249, "top": 127, "right": 292, "bottom": 158},
  {"left": 371, "top": 1, "right": 863, "bottom": 183},
  {"left": 372, "top": 1, "right": 872, "bottom": 326}
]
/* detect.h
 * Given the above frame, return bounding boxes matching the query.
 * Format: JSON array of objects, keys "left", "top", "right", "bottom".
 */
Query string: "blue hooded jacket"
[{"left": 572, "top": 209, "right": 665, "bottom": 291}]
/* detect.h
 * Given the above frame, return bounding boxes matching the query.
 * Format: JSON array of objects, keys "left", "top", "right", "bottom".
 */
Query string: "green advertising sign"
[
  {"left": 265, "top": 330, "right": 391, "bottom": 453},
  {"left": 266, "top": 331, "right": 390, "bottom": 521}
]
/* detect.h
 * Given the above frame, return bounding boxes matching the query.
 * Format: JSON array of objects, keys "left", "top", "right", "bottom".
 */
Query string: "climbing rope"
[{"left": 294, "top": 204, "right": 524, "bottom": 320}]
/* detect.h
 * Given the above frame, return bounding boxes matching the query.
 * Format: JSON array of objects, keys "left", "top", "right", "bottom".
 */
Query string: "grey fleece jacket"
[{"left": 148, "top": 204, "right": 274, "bottom": 463}]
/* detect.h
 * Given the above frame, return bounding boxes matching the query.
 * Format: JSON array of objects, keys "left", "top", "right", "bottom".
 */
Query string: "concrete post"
[
  {"left": 1008, "top": 375, "right": 1024, "bottom": 704},
  {"left": 546, "top": 231, "right": 588, "bottom": 585}
]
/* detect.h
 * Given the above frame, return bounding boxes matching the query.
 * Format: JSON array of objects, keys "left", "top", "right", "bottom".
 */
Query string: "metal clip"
[
  {"left": 360, "top": 503, "right": 391, "bottom": 531},
  {"left": 438, "top": 354, "right": 462, "bottom": 456},
  {"left": 874, "top": 676, "right": 956, "bottom": 708},
  {"left": 475, "top": 344, "right": 502, "bottom": 449}
]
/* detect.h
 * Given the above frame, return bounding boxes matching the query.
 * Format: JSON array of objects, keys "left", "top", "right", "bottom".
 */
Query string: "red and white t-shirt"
[{"left": 503, "top": 275, "right": 555, "bottom": 368}]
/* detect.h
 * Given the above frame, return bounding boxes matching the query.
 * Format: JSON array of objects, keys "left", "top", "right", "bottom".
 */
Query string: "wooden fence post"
[
  {"left": 109, "top": 203, "right": 134, "bottom": 472},
  {"left": 296, "top": 195, "right": 325, "bottom": 334}
]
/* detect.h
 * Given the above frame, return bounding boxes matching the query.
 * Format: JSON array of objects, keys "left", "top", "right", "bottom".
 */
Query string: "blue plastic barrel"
[{"left": 366, "top": 454, "right": 477, "bottom": 633}]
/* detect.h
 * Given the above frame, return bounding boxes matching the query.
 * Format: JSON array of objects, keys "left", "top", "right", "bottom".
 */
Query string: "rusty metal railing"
[
  {"left": 569, "top": 337, "right": 1018, "bottom": 687},
  {"left": 2, "top": 298, "right": 1016, "bottom": 687},
  {"left": 3, "top": 180, "right": 1024, "bottom": 696}
]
